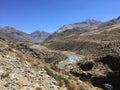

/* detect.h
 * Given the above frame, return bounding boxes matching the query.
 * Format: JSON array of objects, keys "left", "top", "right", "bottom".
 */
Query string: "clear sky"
[{"left": 0, "top": 0, "right": 120, "bottom": 34}]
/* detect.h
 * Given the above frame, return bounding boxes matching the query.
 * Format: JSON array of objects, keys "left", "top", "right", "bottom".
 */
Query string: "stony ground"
[
  {"left": 0, "top": 41, "right": 103, "bottom": 90},
  {"left": 0, "top": 53, "right": 64, "bottom": 90}
]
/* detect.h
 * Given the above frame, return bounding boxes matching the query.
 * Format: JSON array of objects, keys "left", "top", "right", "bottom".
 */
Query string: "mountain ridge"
[
  {"left": 45, "top": 16, "right": 120, "bottom": 42},
  {"left": 0, "top": 26, "right": 50, "bottom": 42},
  {"left": 57, "top": 19, "right": 102, "bottom": 33}
]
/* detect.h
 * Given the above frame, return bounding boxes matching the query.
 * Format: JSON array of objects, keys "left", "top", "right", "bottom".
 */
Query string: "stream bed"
[{"left": 58, "top": 54, "right": 83, "bottom": 69}]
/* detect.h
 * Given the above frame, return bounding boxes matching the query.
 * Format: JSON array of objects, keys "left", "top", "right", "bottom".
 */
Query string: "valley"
[{"left": 0, "top": 16, "right": 120, "bottom": 90}]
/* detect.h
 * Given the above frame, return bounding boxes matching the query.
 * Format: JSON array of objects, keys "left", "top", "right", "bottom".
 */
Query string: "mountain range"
[
  {"left": 1, "top": 16, "right": 120, "bottom": 44},
  {"left": 44, "top": 16, "right": 120, "bottom": 55},
  {"left": 0, "top": 26, "right": 50, "bottom": 42},
  {"left": 46, "top": 16, "right": 120, "bottom": 42}
]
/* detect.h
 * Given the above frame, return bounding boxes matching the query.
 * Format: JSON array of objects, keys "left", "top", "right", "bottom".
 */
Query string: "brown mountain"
[
  {"left": 45, "top": 19, "right": 102, "bottom": 41},
  {"left": 0, "top": 26, "right": 35, "bottom": 42},
  {"left": 0, "top": 26, "right": 50, "bottom": 42},
  {"left": 44, "top": 16, "right": 120, "bottom": 55}
]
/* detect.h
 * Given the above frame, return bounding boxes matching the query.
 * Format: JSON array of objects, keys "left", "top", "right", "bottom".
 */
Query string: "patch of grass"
[
  {"left": 51, "top": 63, "right": 60, "bottom": 72},
  {"left": 44, "top": 66, "right": 54, "bottom": 77},
  {"left": 53, "top": 74, "right": 70, "bottom": 86},
  {"left": 44, "top": 67, "right": 70, "bottom": 87},
  {"left": 58, "top": 79, "right": 64, "bottom": 87}
]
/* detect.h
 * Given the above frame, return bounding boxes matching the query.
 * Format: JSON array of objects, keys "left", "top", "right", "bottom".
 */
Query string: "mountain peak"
[
  {"left": 80, "top": 19, "right": 102, "bottom": 26},
  {"left": 31, "top": 30, "right": 50, "bottom": 41},
  {"left": 57, "top": 19, "right": 102, "bottom": 33}
]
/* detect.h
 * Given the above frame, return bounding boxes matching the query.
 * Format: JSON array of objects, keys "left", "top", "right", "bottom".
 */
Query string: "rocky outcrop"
[
  {"left": 71, "top": 55, "right": 120, "bottom": 90},
  {"left": 80, "top": 61, "right": 94, "bottom": 71}
]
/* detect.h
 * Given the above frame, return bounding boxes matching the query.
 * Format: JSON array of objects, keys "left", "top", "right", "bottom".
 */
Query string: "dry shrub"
[
  {"left": 45, "top": 66, "right": 54, "bottom": 77},
  {"left": 1, "top": 70, "right": 11, "bottom": 79},
  {"left": 51, "top": 63, "right": 60, "bottom": 72},
  {"left": 35, "top": 87, "right": 42, "bottom": 90},
  {"left": 67, "top": 83, "right": 77, "bottom": 90},
  {"left": 18, "top": 78, "right": 23, "bottom": 89},
  {"left": 78, "top": 85, "right": 86, "bottom": 90},
  {"left": 58, "top": 79, "right": 64, "bottom": 87},
  {"left": 16, "top": 52, "right": 25, "bottom": 62}
]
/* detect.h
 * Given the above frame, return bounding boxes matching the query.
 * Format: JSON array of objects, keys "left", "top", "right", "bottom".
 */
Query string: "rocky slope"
[
  {"left": 45, "top": 19, "right": 102, "bottom": 41},
  {"left": 44, "top": 16, "right": 120, "bottom": 55},
  {"left": 46, "top": 16, "right": 120, "bottom": 42},
  {"left": 0, "top": 39, "right": 102, "bottom": 90},
  {"left": 0, "top": 54, "right": 60, "bottom": 90},
  {"left": 70, "top": 41, "right": 120, "bottom": 90},
  {"left": 57, "top": 19, "right": 102, "bottom": 33},
  {"left": 0, "top": 40, "right": 62, "bottom": 90},
  {"left": 42, "top": 16, "right": 120, "bottom": 90}
]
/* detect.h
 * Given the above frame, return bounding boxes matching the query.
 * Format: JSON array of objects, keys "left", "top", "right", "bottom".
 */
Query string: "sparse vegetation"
[
  {"left": 46, "top": 40, "right": 100, "bottom": 55},
  {"left": 44, "top": 66, "right": 54, "bottom": 77},
  {"left": 51, "top": 63, "right": 60, "bottom": 72},
  {"left": 53, "top": 74, "right": 70, "bottom": 86},
  {"left": 44, "top": 66, "right": 70, "bottom": 87}
]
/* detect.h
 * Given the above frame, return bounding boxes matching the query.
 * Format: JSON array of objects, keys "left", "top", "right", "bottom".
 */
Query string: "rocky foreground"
[
  {"left": 0, "top": 40, "right": 102, "bottom": 90},
  {"left": 0, "top": 39, "right": 120, "bottom": 90},
  {"left": 0, "top": 53, "right": 62, "bottom": 90}
]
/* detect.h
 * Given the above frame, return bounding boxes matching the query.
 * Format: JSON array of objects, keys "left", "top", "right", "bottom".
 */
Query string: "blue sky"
[{"left": 0, "top": 0, "right": 120, "bottom": 34}]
